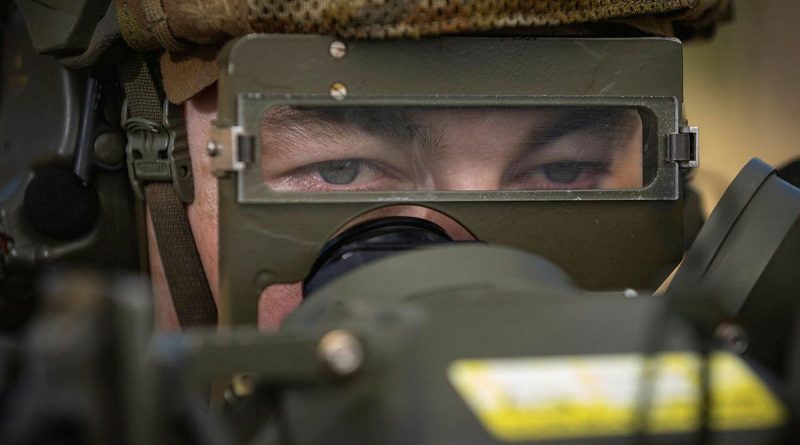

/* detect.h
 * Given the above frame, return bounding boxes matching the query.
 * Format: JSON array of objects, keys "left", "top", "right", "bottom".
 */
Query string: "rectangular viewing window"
[{"left": 259, "top": 105, "right": 651, "bottom": 193}]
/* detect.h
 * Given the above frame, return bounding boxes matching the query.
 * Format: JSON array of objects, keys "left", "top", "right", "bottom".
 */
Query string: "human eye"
[
  {"left": 498, "top": 107, "right": 644, "bottom": 191},
  {"left": 502, "top": 128, "right": 614, "bottom": 190},
  {"left": 506, "top": 160, "right": 610, "bottom": 190},
  {"left": 267, "top": 158, "right": 409, "bottom": 191},
  {"left": 316, "top": 160, "right": 364, "bottom": 185}
]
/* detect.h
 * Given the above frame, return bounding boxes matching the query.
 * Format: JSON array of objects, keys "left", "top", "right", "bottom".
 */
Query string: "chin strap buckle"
[{"left": 122, "top": 98, "right": 194, "bottom": 203}]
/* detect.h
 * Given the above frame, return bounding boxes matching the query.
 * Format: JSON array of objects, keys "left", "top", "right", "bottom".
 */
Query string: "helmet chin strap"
[{"left": 119, "top": 52, "right": 217, "bottom": 329}]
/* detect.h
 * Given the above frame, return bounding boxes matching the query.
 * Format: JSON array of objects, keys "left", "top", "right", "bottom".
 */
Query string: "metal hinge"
[
  {"left": 207, "top": 123, "right": 256, "bottom": 176},
  {"left": 668, "top": 126, "right": 699, "bottom": 168},
  {"left": 122, "top": 99, "right": 194, "bottom": 203}
]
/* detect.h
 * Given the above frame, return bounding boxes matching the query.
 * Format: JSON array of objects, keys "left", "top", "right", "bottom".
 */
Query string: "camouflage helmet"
[
  {"left": 15, "top": 0, "right": 734, "bottom": 103},
  {"left": 112, "top": 0, "right": 733, "bottom": 103}
]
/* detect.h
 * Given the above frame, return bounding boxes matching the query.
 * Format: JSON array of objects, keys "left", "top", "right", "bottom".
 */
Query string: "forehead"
[
  {"left": 262, "top": 106, "right": 639, "bottom": 138},
  {"left": 408, "top": 108, "right": 561, "bottom": 131}
]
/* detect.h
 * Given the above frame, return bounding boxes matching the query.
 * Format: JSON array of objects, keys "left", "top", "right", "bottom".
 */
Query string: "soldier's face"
[
  {"left": 259, "top": 106, "right": 644, "bottom": 192},
  {"left": 147, "top": 87, "right": 644, "bottom": 330}
]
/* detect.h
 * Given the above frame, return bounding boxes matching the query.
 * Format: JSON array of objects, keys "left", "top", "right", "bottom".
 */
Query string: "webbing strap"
[
  {"left": 145, "top": 183, "right": 217, "bottom": 328},
  {"left": 120, "top": 53, "right": 217, "bottom": 328},
  {"left": 118, "top": 52, "right": 163, "bottom": 122}
]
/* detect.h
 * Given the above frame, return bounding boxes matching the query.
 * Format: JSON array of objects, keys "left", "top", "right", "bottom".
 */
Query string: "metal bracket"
[
  {"left": 207, "top": 123, "right": 255, "bottom": 176},
  {"left": 122, "top": 99, "right": 194, "bottom": 203},
  {"left": 668, "top": 126, "right": 699, "bottom": 168}
]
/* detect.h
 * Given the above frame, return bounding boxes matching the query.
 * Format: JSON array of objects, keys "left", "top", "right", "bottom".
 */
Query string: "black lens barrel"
[{"left": 303, "top": 217, "right": 454, "bottom": 297}]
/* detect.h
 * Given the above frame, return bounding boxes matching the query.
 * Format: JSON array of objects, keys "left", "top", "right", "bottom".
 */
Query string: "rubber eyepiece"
[{"left": 303, "top": 217, "right": 453, "bottom": 297}]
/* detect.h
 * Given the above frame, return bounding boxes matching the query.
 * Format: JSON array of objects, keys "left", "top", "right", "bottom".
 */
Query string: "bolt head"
[
  {"left": 206, "top": 140, "right": 221, "bottom": 157},
  {"left": 318, "top": 330, "right": 363, "bottom": 377}
]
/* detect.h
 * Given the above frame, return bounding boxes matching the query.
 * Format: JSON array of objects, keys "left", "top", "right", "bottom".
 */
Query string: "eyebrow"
[
  {"left": 262, "top": 106, "right": 637, "bottom": 155},
  {"left": 521, "top": 107, "right": 637, "bottom": 148},
  {"left": 262, "top": 106, "right": 444, "bottom": 153}
]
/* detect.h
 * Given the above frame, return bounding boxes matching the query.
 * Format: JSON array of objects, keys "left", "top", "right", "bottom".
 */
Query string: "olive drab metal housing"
[{"left": 208, "top": 35, "right": 696, "bottom": 325}]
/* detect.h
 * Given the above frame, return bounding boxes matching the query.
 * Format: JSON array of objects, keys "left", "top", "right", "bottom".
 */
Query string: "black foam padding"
[{"left": 22, "top": 168, "right": 99, "bottom": 240}]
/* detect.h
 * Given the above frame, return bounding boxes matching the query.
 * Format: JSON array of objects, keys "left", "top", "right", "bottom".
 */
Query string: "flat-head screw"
[
  {"left": 329, "top": 40, "right": 347, "bottom": 59},
  {"left": 329, "top": 82, "right": 348, "bottom": 101}
]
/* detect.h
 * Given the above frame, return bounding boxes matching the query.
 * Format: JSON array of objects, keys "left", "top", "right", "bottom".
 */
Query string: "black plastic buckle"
[{"left": 122, "top": 99, "right": 194, "bottom": 203}]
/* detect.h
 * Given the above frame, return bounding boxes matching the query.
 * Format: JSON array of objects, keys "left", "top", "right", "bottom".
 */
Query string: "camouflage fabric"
[{"left": 115, "top": 0, "right": 732, "bottom": 103}]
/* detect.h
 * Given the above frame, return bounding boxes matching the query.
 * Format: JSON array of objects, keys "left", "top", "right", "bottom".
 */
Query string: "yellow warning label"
[{"left": 448, "top": 352, "right": 786, "bottom": 442}]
